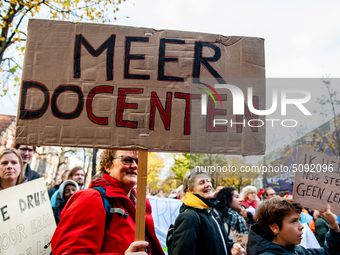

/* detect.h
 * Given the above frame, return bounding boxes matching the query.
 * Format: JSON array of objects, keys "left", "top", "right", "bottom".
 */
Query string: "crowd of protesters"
[{"left": 1, "top": 145, "right": 340, "bottom": 255}]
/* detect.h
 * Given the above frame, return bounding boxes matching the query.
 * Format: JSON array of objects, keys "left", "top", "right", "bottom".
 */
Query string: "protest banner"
[
  {"left": 293, "top": 147, "right": 340, "bottom": 215},
  {"left": 147, "top": 196, "right": 182, "bottom": 250},
  {"left": 15, "top": 19, "right": 265, "bottom": 155},
  {"left": 0, "top": 178, "right": 56, "bottom": 255}
]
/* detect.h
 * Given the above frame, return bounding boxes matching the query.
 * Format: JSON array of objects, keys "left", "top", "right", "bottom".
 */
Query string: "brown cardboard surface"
[
  {"left": 16, "top": 19, "right": 265, "bottom": 154},
  {"left": 293, "top": 147, "right": 340, "bottom": 215},
  {"left": 234, "top": 234, "right": 248, "bottom": 249}
]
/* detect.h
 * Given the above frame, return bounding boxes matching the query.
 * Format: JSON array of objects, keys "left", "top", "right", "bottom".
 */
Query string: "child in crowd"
[
  {"left": 247, "top": 197, "right": 340, "bottom": 255},
  {"left": 52, "top": 180, "right": 79, "bottom": 225}
]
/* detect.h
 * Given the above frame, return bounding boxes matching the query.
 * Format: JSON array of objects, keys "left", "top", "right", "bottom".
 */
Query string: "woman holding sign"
[
  {"left": 0, "top": 147, "right": 27, "bottom": 190},
  {"left": 51, "top": 149, "right": 164, "bottom": 255}
]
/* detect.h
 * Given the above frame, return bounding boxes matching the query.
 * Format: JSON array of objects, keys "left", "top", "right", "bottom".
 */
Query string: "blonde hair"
[
  {"left": 0, "top": 148, "right": 24, "bottom": 186},
  {"left": 61, "top": 169, "right": 70, "bottom": 180},
  {"left": 241, "top": 185, "right": 259, "bottom": 201}
]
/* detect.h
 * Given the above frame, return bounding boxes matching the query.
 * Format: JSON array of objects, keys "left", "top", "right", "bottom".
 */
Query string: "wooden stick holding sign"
[{"left": 135, "top": 149, "right": 148, "bottom": 250}]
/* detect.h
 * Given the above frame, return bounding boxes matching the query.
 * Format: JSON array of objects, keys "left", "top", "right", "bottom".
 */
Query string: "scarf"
[
  {"left": 181, "top": 192, "right": 213, "bottom": 209},
  {"left": 224, "top": 208, "right": 248, "bottom": 234},
  {"left": 245, "top": 198, "right": 256, "bottom": 208}
]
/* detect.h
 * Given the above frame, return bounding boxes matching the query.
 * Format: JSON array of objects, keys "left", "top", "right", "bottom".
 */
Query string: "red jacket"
[{"left": 51, "top": 174, "right": 164, "bottom": 255}]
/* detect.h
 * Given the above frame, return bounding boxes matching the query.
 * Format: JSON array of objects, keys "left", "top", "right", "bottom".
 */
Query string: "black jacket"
[
  {"left": 247, "top": 223, "right": 340, "bottom": 255},
  {"left": 25, "top": 164, "right": 40, "bottom": 181},
  {"left": 48, "top": 184, "right": 60, "bottom": 198},
  {"left": 171, "top": 194, "right": 234, "bottom": 255}
]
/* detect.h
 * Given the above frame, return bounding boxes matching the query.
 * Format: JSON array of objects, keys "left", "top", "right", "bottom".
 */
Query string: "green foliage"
[
  {"left": 171, "top": 153, "right": 190, "bottom": 183},
  {"left": 164, "top": 153, "right": 260, "bottom": 191},
  {"left": 156, "top": 153, "right": 191, "bottom": 191},
  {"left": 9, "top": 65, "right": 18, "bottom": 73}
]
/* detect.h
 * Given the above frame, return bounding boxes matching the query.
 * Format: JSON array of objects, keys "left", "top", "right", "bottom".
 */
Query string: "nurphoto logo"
[{"left": 199, "top": 83, "right": 312, "bottom": 128}]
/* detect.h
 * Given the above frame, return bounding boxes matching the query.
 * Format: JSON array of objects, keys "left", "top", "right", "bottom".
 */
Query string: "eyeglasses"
[
  {"left": 268, "top": 193, "right": 276, "bottom": 197},
  {"left": 114, "top": 155, "right": 138, "bottom": 166}
]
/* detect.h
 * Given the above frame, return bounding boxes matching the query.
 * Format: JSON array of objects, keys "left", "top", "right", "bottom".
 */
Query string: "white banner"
[
  {"left": 147, "top": 196, "right": 182, "bottom": 250},
  {"left": 0, "top": 178, "right": 56, "bottom": 255}
]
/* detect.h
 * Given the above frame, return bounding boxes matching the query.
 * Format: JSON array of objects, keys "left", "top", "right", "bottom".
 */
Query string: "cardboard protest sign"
[
  {"left": 0, "top": 178, "right": 56, "bottom": 254},
  {"left": 293, "top": 147, "right": 340, "bottom": 215},
  {"left": 234, "top": 234, "right": 248, "bottom": 249},
  {"left": 16, "top": 19, "right": 265, "bottom": 155}
]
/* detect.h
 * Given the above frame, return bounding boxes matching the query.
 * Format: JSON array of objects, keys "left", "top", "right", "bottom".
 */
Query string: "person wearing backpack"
[
  {"left": 167, "top": 169, "right": 245, "bottom": 255},
  {"left": 51, "top": 149, "right": 164, "bottom": 255}
]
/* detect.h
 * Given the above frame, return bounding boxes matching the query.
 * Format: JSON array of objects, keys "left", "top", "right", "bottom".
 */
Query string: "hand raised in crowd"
[
  {"left": 320, "top": 204, "right": 339, "bottom": 231},
  {"left": 124, "top": 241, "right": 149, "bottom": 255},
  {"left": 240, "top": 206, "right": 247, "bottom": 218},
  {"left": 231, "top": 242, "right": 245, "bottom": 255}
]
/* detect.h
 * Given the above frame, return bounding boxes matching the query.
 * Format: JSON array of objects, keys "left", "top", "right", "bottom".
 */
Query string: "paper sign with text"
[
  {"left": 293, "top": 147, "right": 340, "bottom": 215},
  {"left": 0, "top": 178, "right": 56, "bottom": 255},
  {"left": 15, "top": 19, "right": 265, "bottom": 155},
  {"left": 147, "top": 196, "right": 182, "bottom": 249},
  {"left": 234, "top": 234, "right": 248, "bottom": 249}
]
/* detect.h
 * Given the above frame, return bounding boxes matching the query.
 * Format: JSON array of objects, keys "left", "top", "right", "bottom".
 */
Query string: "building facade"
[
  {"left": 0, "top": 114, "right": 86, "bottom": 185},
  {"left": 0, "top": 114, "right": 16, "bottom": 150}
]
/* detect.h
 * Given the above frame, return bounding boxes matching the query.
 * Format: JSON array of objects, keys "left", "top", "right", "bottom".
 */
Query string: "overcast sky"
[
  {"left": 115, "top": 0, "right": 340, "bottom": 78},
  {"left": 1, "top": 0, "right": 340, "bottom": 155}
]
